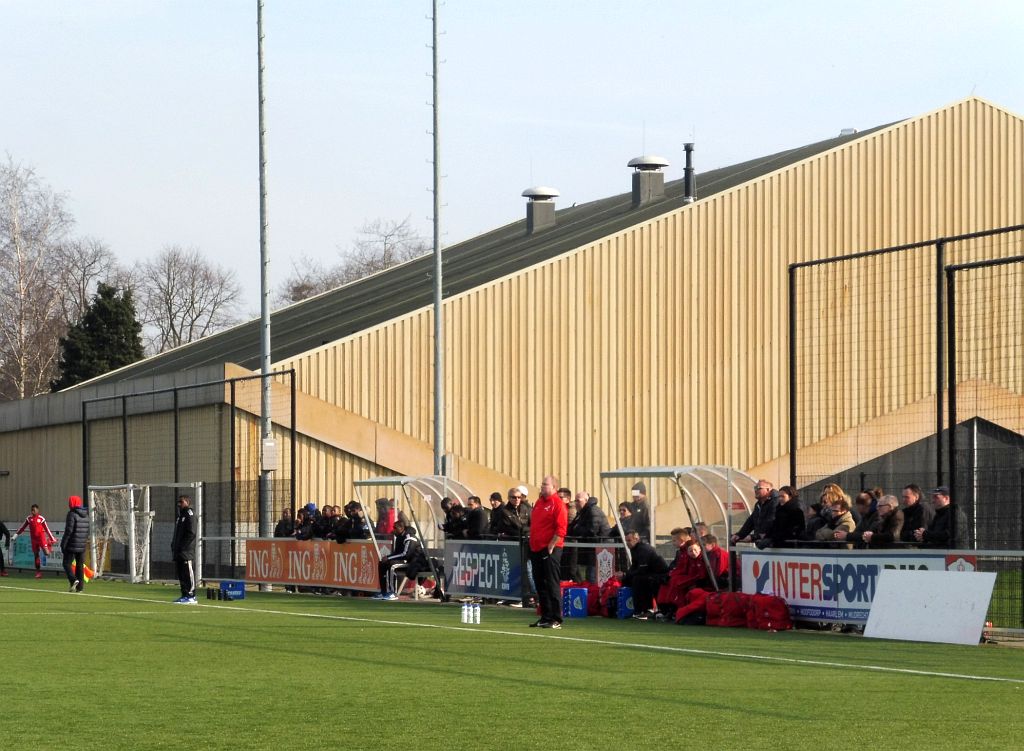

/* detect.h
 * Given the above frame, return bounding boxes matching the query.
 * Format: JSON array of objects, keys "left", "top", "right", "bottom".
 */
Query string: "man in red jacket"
[
  {"left": 16, "top": 504, "right": 57, "bottom": 578},
  {"left": 528, "top": 475, "right": 568, "bottom": 629}
]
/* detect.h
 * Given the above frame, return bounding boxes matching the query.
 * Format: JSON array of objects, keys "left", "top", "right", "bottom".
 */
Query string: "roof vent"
[
  {"left": 682, "top": 143, "right": 696, "bottom": 204},
  {"left": 522, "top": 186, "right": 559, "bottom": 234},
  {"left": 628, "top": 155, "right": 668, "bottom": 207},
  {"left": 839, "top": 127, "right": 858, "bottom": 136}
]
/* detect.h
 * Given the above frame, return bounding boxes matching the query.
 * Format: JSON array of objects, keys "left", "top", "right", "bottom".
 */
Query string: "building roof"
[{"left": 80, "top": 125, "right": 892, "bottom": 387}]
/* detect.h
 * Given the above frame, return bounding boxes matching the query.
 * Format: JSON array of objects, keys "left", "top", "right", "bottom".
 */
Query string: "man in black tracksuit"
[
  {"left": 375, "top": 519, "right": 423, "bottom": 599},
  {"left": 171, "top": 495, "right": 198, "bottom": 603},
  {"left": 622, "top": 529, "right": 669, "bottom": 619}
]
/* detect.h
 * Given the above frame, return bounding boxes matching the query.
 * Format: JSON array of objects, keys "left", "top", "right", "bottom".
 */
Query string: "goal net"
[{"left": 88, "top": 482, "right": 202, "bottom": 584}]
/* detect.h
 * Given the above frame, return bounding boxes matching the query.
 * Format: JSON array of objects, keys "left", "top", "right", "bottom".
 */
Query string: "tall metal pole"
[
  {"left": 431, "top": 0, "right": 444, "bottom": 475},
  {"left": 257, "top": 0, "right": 273, "bottom": 540}
]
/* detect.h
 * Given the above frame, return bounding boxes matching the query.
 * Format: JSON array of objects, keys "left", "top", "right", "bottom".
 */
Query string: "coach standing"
[
  {"left": 528, "top": 475, "right": 568, "bottom": 629},
  {"left": 171, "top": 495, "right": 198, "bottom": 604}
]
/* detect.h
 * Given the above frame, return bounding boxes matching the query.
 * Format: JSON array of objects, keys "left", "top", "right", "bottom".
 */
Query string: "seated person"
[
  {"left": 657, "top": 532, "right": 707, "bottom": 615},
  {"left": 619, "top": 529, "right": 668, "bottom": 620},
  {"left": 702, "top": 534, "right": 730, "bottom": 587},
  {"left": 375, "top": 519, "right": 424, "bottom": 600}
]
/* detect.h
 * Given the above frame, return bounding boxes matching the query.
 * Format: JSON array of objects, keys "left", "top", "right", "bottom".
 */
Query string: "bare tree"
[
  {"left": 135, "top": 245, "right": 243, "bottom": 353},
  {"left": 274, "top": 216, "right": 428, "bottom": 305},
  {"left": 53, "top": 236, "right": 129, "bottom": 326},
  {"left": 0, "top": 158, "right": 71, "bottom": 399}
]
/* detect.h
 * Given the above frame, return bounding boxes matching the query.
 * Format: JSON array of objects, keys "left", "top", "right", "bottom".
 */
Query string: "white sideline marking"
[{"left": 3, "top": 584, "right": 1021, "bottom": 685}]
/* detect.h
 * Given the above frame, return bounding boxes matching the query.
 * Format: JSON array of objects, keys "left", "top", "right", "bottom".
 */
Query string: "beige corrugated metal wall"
[{"left": 276, "top": 98, "right": 1023, "bottom": 498}]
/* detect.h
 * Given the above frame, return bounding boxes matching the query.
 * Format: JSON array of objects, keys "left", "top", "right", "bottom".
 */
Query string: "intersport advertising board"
[{"left": 740, "top": 549, "right": 978, "bottom": 623}]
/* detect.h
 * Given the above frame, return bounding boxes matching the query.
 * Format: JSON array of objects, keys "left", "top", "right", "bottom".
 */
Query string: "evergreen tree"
[{"left": 51, "top": 282, "right": 145, "bottom": 391}]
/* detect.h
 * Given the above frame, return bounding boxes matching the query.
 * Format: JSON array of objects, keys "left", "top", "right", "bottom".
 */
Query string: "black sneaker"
[
  {"left": 540, "top": 620, "right": 562, "bottom": 629},
  {"left": 529, "top": 619, "right": 548, "bottom": 628}
]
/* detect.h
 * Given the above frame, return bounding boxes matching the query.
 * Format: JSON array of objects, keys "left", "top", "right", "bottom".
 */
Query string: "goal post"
[{"left": 88, "top": 482, "right": 202, "bottom": 584}]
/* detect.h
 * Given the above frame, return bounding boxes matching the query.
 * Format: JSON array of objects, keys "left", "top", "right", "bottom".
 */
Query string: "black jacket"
[
  {"left": 464, "top": 506, "right": 489, "bottom": 539},
  {"left": 736, "top": 492, "right": 779, "bottom": 541},
  {"left": 900, "top": 501, "right": 935, "bottom": 543},
  {"left": 921, "top": 504, "right": 968, "bottom": 548},
  {"left": 273, "top": 517, "right": 295, "bottom": 538},
  {"left": 568, "top": 498, "right": 612, "bottom": 540},
  {"left": 171, "top": 505, "right": 197, "bottom": 560},
  {"left": 763, "top": 499, "right": 805, "bottom": 547},
  {"left": 61, "top": 507, "right": 90, "bottom": 554},
  {"left": 624, "top": 541, "right": 669, "bottom": 581},
  {"left": 0, "top": 520, "right": 9, "bottom": 547}
]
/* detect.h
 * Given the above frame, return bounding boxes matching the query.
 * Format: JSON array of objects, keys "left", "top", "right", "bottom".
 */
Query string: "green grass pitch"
[{"left": 3, "top": 573, "right": 1023, "bottom": 750}]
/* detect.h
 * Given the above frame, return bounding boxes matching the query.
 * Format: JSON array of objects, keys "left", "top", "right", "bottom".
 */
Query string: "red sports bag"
[
  {"left": 705, "top": 591, "right": 750, "bottom": 627},
  {"left": 746, "top": 593, "right": 793, "bottom": 631}
]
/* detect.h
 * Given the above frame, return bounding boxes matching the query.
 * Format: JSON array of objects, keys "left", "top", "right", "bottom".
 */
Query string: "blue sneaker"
[
  {"left": 183, "top": 597, "right": 198, "bottom": 605},
  {"left": 371, "top": 593, "right": 387, "bottom": 600},
  {"left": 172, "top": 597, "right": 188, "bottom": 604},
  {"left": 382, "top": 593, "right": 399, "bottom": 601}
]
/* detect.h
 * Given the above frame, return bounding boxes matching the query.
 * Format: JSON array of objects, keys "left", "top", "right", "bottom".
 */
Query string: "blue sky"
[{"left": 2, "top": 0, "right": 1022, "bottom": 312}]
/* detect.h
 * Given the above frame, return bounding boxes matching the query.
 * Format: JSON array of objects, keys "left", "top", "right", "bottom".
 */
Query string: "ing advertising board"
[
  {"left": 740, "top": 549, "right": 976, "bottom": 623},
  {"left": 246, "top": 539, "right": 381, "bottom": 591}
]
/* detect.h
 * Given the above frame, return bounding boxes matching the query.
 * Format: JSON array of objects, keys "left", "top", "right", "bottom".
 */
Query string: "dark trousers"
[
  {"left": 625, "top": 573, "right": 662, "bottom": 613},
  {"left": 529, "top": 548, "right": 563, "bottom": 623},
  {"left": 378, "top": 559, "right": 409, "bottom": 594},
  {"left": 175, "top": 557, "right": 196, "bottom": 598},
  {"left": 63, "top": 550, "right": 85, "bottom": 584}
]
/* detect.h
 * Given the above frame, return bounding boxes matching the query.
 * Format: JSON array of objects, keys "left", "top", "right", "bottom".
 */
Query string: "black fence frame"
[{"left": 788, "top": 224, "right": 1024, "bottom": 492}]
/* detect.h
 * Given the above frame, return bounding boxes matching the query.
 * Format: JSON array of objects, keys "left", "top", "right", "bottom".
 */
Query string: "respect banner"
[
  {"left": 246, "top": 539, "right": 381, "bottom": 591},
  {"left": 740, "top": 549, "right": 975, "bottom": 623},
  {"left": 444, "top": 540, "right": 522, "bottom": 599}
]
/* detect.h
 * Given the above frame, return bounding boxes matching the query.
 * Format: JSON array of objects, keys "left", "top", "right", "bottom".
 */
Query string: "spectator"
[
  {"left": 758, "top": 484, "right": 805, "bottom": 548},
  {"left": 861, "top": 495, "right": 904, "bottom": 548},
  {"left": 463, "top": 496, "right": 489, "bottom": 539},
  {"left": 15, "top": 504, "right": 57, "bottom": 578},
  {"left": 731, "top": 480, "right": 779, "bottom": 545},
  {"left": 899, "top": 484, "right": 934, "bottom": 543},
  {"left": 374, "top": 519, "right": 423, "bottom": 600},
  {"left": 802, "top": 501, "right": 827, "bottom": 540},
  {"left": 621, "top": 529, "right": 669, "bottom": 621},
  {"left": 558, "top": 487, "right": 576, "bottom": 526},
  {"left": 836, "top": 491, "right": 877, "bottom": 545},
  {"left": 293, "top": 507, "right": 314, "bottom": 540},
  {"left": 817, "top": 497, "right": 855, "bottom": 544},
  {"left": 61, "top": 495, "right": 89, "bottom": 593},
  {"left": 506, "top": 486, "right": 534, "bottom": 608},
  {"left": 274, "top": 507, "right": 295, "bottom": 538},
  {"left": 509, "top": 486, "right": 532, "bottom": 531},
  {"left": 629, "top": 482, "right": 652, "bottom": 541},
  {"left": 657, "top": 530, "right": 706, "bottom": 615},
  {"left": 617, "top": 502, "right": 636, "bottom": 537},
  {"left": 566, "top": 491, "right": 611, "bottom": 582},
  {"left": 314, "top": 505, "right": 335, "bottom": 539},
  {"left": 489, "top": 491, "right": 521, "bottom": 538},
  {"left": 345, "top": 502, "right": 370, "bottom": 539},
  {"left": 0, "top": 519, "right": 9, "bottom": 576},
  {"left": 486, "top": 492, "right": 506, "bottom": 537},
  {"left": 527, "top": 475, "right": 568, "bottom": 629},
  {"left": 913, "top": 486, "right": 968, "bottom": 548}
]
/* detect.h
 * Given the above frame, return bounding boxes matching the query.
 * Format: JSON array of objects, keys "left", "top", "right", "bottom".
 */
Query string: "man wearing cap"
[
  {"left": 913, "top": 486, "right": 968, "bottom": 548},
  {"left": 61, "top": 495, "right": 90, "bottom": 592},
  {"left": 528, "top": 475, "right": 568, "bottom": 629}
]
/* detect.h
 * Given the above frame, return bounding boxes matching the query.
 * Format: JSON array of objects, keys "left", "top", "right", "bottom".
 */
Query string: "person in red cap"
[
  {"left": 62, "top": 495, "right": 90, "bottom": 592},
  {"left": 15, "top": 504, "right": 57, "bottom": 578}
]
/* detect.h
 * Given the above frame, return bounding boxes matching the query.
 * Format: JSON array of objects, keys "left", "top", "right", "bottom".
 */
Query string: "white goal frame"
[{"left": 88, "top": 482, "right": 202, "bottom": 584}]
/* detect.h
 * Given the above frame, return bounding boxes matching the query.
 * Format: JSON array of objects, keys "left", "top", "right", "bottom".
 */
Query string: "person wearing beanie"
[{"left": 62, "top": 495, "right": 90, "bottom": 592}]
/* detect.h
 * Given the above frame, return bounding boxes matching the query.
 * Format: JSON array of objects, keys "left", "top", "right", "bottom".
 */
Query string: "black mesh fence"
[
  {"left": 790, "top": 226, "right": 1023, "bottom": 550},
  {"left": 83, "top": 371, "right": 296, "bottom": 582}
]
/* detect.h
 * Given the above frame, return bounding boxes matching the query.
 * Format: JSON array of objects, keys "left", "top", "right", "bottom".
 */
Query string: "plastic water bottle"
[
  {"left": 472, "top": 602, "right": 481, "bottom": 624},
  {"left": 461, "top": 602, "right": 470, "bottom": 623}
]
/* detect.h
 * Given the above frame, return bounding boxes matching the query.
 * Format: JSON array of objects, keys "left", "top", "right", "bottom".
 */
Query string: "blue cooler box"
[
  {"left": 562, "top": 587, "right": 588, "bottom": 618},
  {"left": 220, "top": 580, "right": 246, "bottom": 600},
  {"left": 616, "top": 586, "right": 634, "bottom": 619}
]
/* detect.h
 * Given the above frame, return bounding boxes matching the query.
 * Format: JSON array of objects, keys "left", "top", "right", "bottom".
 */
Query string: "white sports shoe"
[{"left": 383, "top": 593, "right": 399, "bottom": 601}]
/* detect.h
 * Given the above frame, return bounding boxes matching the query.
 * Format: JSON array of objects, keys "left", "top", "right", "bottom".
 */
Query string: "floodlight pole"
[
  {"left": 430, "top": 0, "right": 445, "bottom": 475},
  {"left": 257, "top": 0, "right": 274, "bottom": 547}
]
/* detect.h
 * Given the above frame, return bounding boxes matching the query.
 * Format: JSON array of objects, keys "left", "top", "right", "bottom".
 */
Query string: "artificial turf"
[{"left": 2, "top": 573, "right": 1022, "bottom": 750}]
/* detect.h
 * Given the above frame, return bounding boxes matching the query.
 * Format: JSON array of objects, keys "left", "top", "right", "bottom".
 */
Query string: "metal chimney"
[
  {"left": 522, "top": 186, "right": 559, "bottom": 234},
  {"left": 628, "top": 155, "right": 669, "bottom": 208},
  {"left": 683, "top": 143, "right": 696, "bottom": 204}
]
